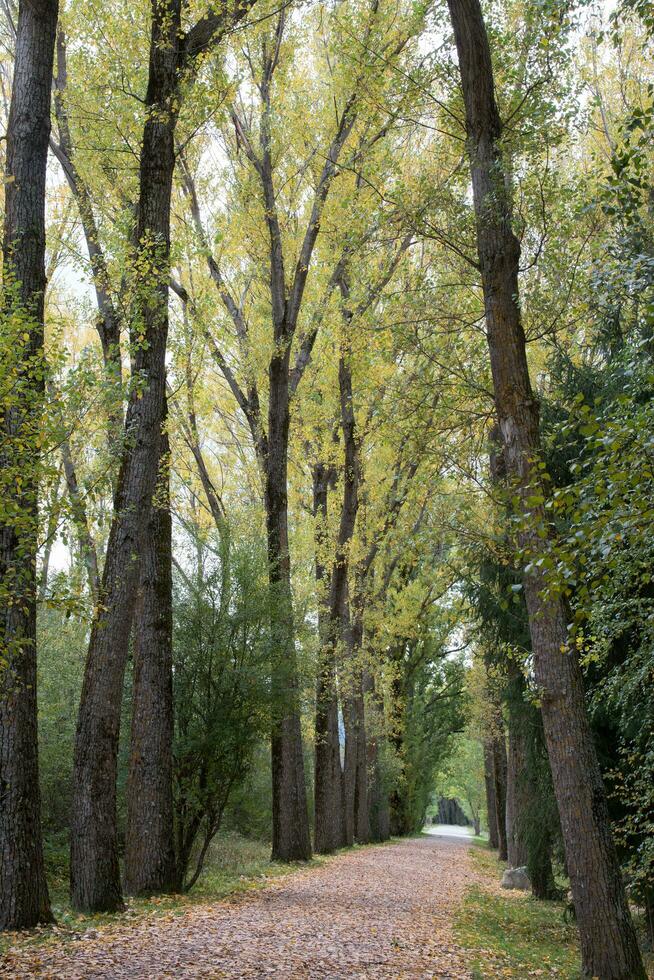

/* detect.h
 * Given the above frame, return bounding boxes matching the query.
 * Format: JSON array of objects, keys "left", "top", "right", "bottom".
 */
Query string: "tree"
[
  {"left": 445, "top": 0, "right": 646, "bottom": 974},
  {"left": 177, "top": 0, "right": 423, "bottom": 859},
  {"left": 172, "top": 532, "right": 271, "bottom": 890},
  {"left": 0, "top": 0, "right": 58, "bottom": 931},
  {"left": 124, "top": 432, "right": 176, "bottom": 896},
  {"left": 51, "top": 20, "right": 174, "bottom": 898},
  {"left": 71, "top": 0, "right": 257, "bottom": 914}
]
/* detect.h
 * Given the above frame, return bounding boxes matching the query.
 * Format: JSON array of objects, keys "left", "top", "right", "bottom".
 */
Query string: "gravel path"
[{"left": 4, "top": 836, "right": 483, "bottom": 979}]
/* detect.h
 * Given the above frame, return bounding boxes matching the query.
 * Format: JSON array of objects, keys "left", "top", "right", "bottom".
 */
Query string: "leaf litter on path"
[{"left": 3, "top": 836, "right": 489, "bottom": 979}]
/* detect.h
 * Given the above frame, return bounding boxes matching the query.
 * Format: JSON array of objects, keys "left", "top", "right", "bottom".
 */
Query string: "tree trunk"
[
  {"left": 343, "top": 691, "right": 370, "bottom": 846},
  {"left": 124, "top": 430, "right": 176, "bottom": 895},
  {"left": 491, "top": 732, "right": 508, "bottom": 861},
  {"left": 505, "top": 720, "right": 529, "bottom": 868},
  {"left": 438, "top": 798, "right": 469, "bottom": 826},
  {"left": 0, "top": 0, "right": 58, "bottom": 932},
  {"left": 70, "top": 1, "right": 182, "bottom": 913},
  {"left": 314, "top": 344, "right": 362, "bottom": 852},
  {"left": 267, "top": 353, "right": 311, "bottom": 862},
  {"left": 446, "top": 1, "right": 645, "bottom": 974},
  {"left": 483, "top": 740, "right": 499, "bottom": 848},
  {"left": 529, "top": 829, "right": 558, "bottom": 900},
  {"left": 505, "top": 668, "right": 531, "bottom": 869},
  {"left": 312, "top": 463, "right": 345, "bottom": 854},
  {"left": 342, "top": 598, "right": 370, "bottom": 845},
  {"left": 365, "top": 670, "right": 390, "bottom": 843}
]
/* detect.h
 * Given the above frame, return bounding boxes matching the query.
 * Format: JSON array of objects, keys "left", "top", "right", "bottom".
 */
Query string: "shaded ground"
[{"left": 3, "top": 836, "right": 485, "bottom": 979}]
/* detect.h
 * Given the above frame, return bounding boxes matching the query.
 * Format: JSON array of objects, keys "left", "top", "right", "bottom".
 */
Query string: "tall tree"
[
  {"left": 0, "top": 0, "right": 58, "bottom": 931},
  {"left": 312, "top": 457, "right": 345, "bottom": 853},
  {"left": 124, "top": 429, "right": 176, "bottom": 895},
  {"left": 483, "top": 741, "right": 499, "bottom": 849},
  {"left": 504, "top": 664, "right": 530, "bottom": 870},
  {"left": 315, "top": 317, "right": 362, "bottom": 852},
  {"left": 445, "top": 0, "right": 646, "bottom": 975},
  {"left": 50, "top": 24, "right": 175, "bottom": 897},
  {"left": 179, "top": 8, "right": 369, "bottom": 859},
  {"left": 70, "top": 0, "right": 256, "bottom": 914},
  {"left": 490, "top": 722, "right": 508, "bottom": 862}
]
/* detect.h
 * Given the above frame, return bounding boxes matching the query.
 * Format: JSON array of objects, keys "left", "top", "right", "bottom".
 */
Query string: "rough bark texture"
[
  {"left": 312, "top": 463, "right": 345, "bottom": 854},
  {"left": 505, "top": 668, "right": 530, "bottom": 870},
  {"left": 315, "top": 343, "right": 363, "bottom": 853},
  {"left": 483, "top": 740, "right": 499, "bottom": 849},
  {"left": 342, "top": 689, "right": 368, "bottom": 844},
  {"left": 0, "top": 0, "right": 58, "bottom": 931},
  {"left": 124, "top": 430, "right": 176, "bottom": 896},
  {"left": 365, "top": 670, "right": 391, "bottom": 843},
  {"left": 505, "top": 722, "right": 529, "bottom": 869},
  {"left": 446, "top": 0, "right": 645, "bottom": 974},
  {"left": 483, "top": 656, "right": 508, "bottom": 863},
  {"left": 267, "top": 350, "right": 311, "bottom": 862},
  {"left": 342, "top": 599, "right": 370, "bottom": 846},
  {"left": 491, "top": 734, "right": 508, "bottom": 861}
]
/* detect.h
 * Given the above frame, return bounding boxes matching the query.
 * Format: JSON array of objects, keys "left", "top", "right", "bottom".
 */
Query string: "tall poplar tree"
[
  {"left": 0, "top": 0, "right": 58, "bottom": 931},
  {"left": 70, "top": 0, "right": 257, "bottom": 914},
  {"left": 445, "top": 0, "right": 646, "bottom": 975}
]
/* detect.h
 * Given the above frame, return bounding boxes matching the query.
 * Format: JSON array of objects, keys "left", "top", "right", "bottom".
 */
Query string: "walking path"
[
  {"left": 424, "top": 824, "right": 473, "bottom": 840},
  {"left": 4, "top": 835, "right": 486, "bottom": 979}
]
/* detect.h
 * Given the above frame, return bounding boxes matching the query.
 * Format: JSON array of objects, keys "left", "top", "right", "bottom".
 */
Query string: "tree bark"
[
  {"left": 505, "top": 671, "right": 530, "bottom": 869},
  {"left": 505, "top": 722, "right": 529, "bottom": 868},
  {"left": 124, "top": 429, "right": 176, "bottom": 895},
  {"left": 0, "top": 0, "right": 58, "bottom": 931},
  {"left": 365, "top": 670, "right": 390, "bottom": 843},
  {"left": 483, "top": 740, "right": 499, "bottom": 848},
  {"left": 315, "top": 337, "right": 363, "bottom": 852},
  {"left": 186, "top": 22, "right": 362, "bottom": 859},
  {"left": 267, "top": 348, "right": 311, "bottom": 862},
  {"left": 446, "top": 1, "right": 645, "bottom": 974},
  {"left": 39, "top": 469, "right": 62, "bottom": 601},
  {"left": 312, "top": 463, "right": 345, "bottom": 854},
  {"left": 60, "top": 435, "right": 100, "bottom": 601},
  {"left": 342, "top": 596, "right": 370, "bottom": 845},
  {"left": 51, "top": 31, "right": 121, "bottom": 379},
  {"left": 437, "top": 798, "right": 470, "bottom": 826},
  {"left": 491, "top": 730, "right": 508, "bottom": 861}
]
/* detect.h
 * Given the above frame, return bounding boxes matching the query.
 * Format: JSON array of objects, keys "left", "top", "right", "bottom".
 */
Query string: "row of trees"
[
  {"left": 1, "top": 0, "right": 463, "bottom": 920},
  {"left": 0, "top": 0, "right": 652, "bottom": 976}
]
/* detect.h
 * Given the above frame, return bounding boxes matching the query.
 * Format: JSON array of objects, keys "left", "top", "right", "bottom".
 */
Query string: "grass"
[
  {"left": 0, "top": 831, "right": 310, "bottom": 957},
  {"left": 455, "top": 845, "right": 654, "bottom": 979},
  {"left": 454, "top": 844, "right": 582, "bottom": 979}
]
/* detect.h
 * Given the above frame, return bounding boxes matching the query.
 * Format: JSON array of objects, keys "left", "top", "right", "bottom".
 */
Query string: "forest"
[{"left": 0, "top": 0, "right": 652, "bottom": 977}]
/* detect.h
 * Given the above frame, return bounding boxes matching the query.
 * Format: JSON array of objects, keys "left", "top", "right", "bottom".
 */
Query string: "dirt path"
[{"left": 4, "top": 836, "right": 484, "bottom": 979}]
